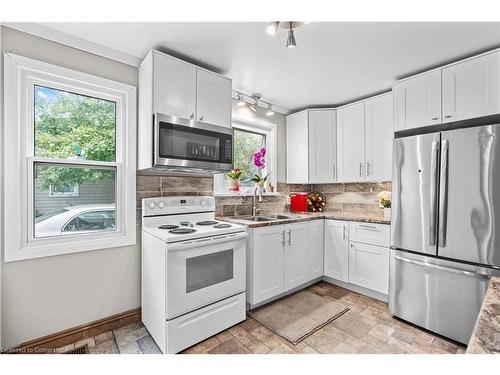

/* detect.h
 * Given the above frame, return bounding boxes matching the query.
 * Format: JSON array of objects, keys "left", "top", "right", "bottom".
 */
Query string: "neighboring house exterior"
[{"left": 35, "top": 178, "right": 115, "bottom": 216}]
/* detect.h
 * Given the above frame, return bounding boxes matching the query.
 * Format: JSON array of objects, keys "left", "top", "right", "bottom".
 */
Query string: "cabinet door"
[
  {"left": 196, "top": 69, "right": 232, "bottom": 128},
  {"left": 337, "top": 102, "right": 366, "bottom": 182},
  {"left": 324, "top": 220, "right": 349, "bottom": 282},
  {"left": 349, "top": 242, "right": 389, "bottom": 294},
  {"left": 284, "top": 222, "right": 309, "bottom": 291},
  {"left": 308, "top": 110, "right": 337, "bottom": 183},
  {"left": 442, "top": 51, "right": 500, "bottom": 123},
  {"left": 394, "top": 70, "right": 441, "bottom": 131},
  {"left": 307, "top": 220, "right": 324, "bottom": 280},
  {"left": 286, "top": 110, "right": 309, "bottom": 183},
  {"left": 365, "top": 93, "right": 393, "bottom": 182},
  {"left": 153, "top": 52, "right": 196, "bottom": 119},
  {"left": 252, "top": 226, "right": 285, "bottom": 304}
]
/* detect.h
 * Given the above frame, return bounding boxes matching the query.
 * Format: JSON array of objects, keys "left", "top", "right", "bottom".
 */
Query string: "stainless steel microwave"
[{"left": 153, "top": 113, "right": 233, "bottom": 174}]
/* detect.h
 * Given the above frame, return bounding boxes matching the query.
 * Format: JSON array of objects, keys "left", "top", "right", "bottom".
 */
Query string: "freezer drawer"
[{"left": 389, "top": 250, "right": 494, "bottom": 344}]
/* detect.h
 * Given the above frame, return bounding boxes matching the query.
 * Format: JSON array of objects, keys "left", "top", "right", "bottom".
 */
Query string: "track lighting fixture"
[
  {"left": 266, "top": 103, "right": 274, "bottom": 116},
  {"left": 266, "top": 21, "right": 280, "bottom": 36},
  {"left": 236, "top": 93, "right": 246, "bottom": 107},
  {"left": 286, "top": 25, "right": 296, "bottom": 48},
  {"left": 249, "top": 93, "right": 261, "bottom": 112}
]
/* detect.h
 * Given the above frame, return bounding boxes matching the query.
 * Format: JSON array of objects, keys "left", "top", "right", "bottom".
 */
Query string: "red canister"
[{"left": 290, "top": 193, "right": 308, "bottom": 212}]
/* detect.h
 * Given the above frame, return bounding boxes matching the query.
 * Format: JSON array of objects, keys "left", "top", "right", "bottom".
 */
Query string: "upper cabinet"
[
  {"left": 308, "top": 110, "right": 337, "bottom": 183},
  {"left": 394, "top": 49, "right": 500, "bottom": 131},
  {"left": 337, "top": 102, "right": 366, "bottom": 182},
  {"left": 153, "top": 52, "right": 197, "bottom": 119},
  {"left": 196, "top": 69, "right": 232, "bottom": 127},
  {"left": 286, "top": 109, "right": 337, "bottom": 184},
  {"left": 365, "top": 93, "right": 393, "bottom": 181},
  {"left": 286, "top": 110, "right": 309, "bottom": 183},
  {"left": 393, "top": 70, "right": 441, "bottom": 131},
  {"left": 442, "top": 51, "right": 500, "bottom": 123}
]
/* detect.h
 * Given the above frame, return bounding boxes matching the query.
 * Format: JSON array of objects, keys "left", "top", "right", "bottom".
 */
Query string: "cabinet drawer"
[{"left": 349, "top": 222, "right": 390, "bottom": 247}]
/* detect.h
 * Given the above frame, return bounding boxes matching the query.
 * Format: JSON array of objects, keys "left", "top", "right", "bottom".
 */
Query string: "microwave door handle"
[
  {"left": 168, "top": 232, "right": 248, "bottom": 251},
  {"left": 438, "top": 139, "right": 449, "bottom": 247},
  {"left": 429, "top": 141, "right": 439, "bottom": 246}
]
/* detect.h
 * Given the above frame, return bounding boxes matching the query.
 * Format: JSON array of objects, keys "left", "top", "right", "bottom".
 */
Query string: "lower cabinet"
[
  {"left": 248, "top": 220, "right": 324, "bottom": 306},
  {"left": 348, "top": 242, "right": 390, "bottom": 295},
  {"left": 324, "top": 220, "right": 349, "bottom": 282}
]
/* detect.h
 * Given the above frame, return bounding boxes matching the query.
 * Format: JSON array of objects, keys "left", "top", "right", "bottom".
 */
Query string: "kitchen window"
[
  {"left": 3, "top": 53, "right": 136, "bottom": 261},
  {"left": 214, "top": 115, "right": 277, "bottom": 195}
]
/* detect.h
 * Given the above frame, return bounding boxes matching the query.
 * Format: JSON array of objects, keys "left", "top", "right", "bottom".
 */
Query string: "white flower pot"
[{"left": 384, "top": 208, "right": 391, "bottom": 220}]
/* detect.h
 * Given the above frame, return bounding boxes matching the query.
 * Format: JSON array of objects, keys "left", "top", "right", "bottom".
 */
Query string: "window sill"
[{"left": 214, "top": 192, "right": 281, "bottom": 197}]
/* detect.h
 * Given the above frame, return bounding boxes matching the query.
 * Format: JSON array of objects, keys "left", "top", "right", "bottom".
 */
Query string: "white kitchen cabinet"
[
  {"left": 348, "top": 242, "right": 389, "bottom": 294},
  {"left": 251, "top": 225, "right": 286, "bottom": 305},
  {"left": 324, "top": 220, "right": 349, "bottom": 282},
  {"left": 337, "top": 102, "right": 366, "bottom": 182},
  {"left": 307, "top": 220, "right": 324, "bottom": 280},
  {"left": 442, "top": 50, "right": 500, "bottom": 123},
  {"left": 308, "top": 110, "right": 337, "bottom": 183},
  {"left": 365, "top": 93, "right": 393, "bottom": 181},
  {"left": 394, "top": 69, "right": 441, "bottom": 131},
  {"left": 286, "top": 110, "right": 309, "bottom": 183},
  {"left": 196, "top": 69, "right": 232, "bottom": 128},
  {"left": 153, "top": 51, "right": 197, "bottom": 120},
  {"left": 284, "top": 222, "right": 310, "bottom": 291}
]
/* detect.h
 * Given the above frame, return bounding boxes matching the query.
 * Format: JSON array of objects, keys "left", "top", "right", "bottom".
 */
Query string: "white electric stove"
[{"left": 141, "top": 196, "right": 247, "bottom": 354}]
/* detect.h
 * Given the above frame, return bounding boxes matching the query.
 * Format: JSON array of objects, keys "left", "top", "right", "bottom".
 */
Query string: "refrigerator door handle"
[
  {"left": 429, "top": 141, "right": 439, "bottom": 246},
  {"left": 393, "top": 255, "right": 490, "bottom": 279},
  {"left": 438, "top": 139, "right": 449, "bottom": 247}
]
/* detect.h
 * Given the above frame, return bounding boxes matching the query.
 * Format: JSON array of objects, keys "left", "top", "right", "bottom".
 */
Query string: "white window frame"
[
  {"left": 3, "top": 52, "right": 136, "bottom": 262},
  {"left": 214, "top": 114, "right": 278, "bottom": 195},
  {"left": 48, "top": 183, "right": 79, "bottom": 197}
]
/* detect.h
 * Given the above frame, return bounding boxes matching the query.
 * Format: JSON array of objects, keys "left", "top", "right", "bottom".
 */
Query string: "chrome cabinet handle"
[
  {"left": 394, "top": 255, "right": 490, "bottom": 279},
  {"left": 342, "top": 225, "right": 346, "bottom": 241},
  {"left": 444, "top": 115, "right": 452, "bottom": 119},
  {"left": 190, "top": 113, "right": 194, "bottom": 120},
  {"left": 431, "top": 117, "right": 439, "bottom": 121},
  {"left": 287, "top": 229, "right": 292, "bottom": 246},
  {"left": 367, "top": 162, "right": 372, "bottom": 177},
  {"left": 429, "top": 140, "right": 439, "bottom": 246},
  {"left": 332, "top": 165, "right": 336, "bottom": 179},
  {"left": 358, "top": 224, "right": 377, "bottom": 230},
  {"left": 438, "top": 139, "right": 449, "bottom": 247},
  {"left": 359, "top": 163, "right": 364, "bottom": 177},
  {"left": 281, "top": 230, "right": 286, "bottom": 247}
]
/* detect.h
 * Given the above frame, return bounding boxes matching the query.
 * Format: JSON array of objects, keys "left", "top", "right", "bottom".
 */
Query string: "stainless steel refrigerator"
[{"left": 390, "top": 124, "right": 500, "bottom": 344}]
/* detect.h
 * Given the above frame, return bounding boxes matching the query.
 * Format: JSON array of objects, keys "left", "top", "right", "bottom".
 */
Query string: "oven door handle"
[{"left": 167, "top": 232, "right": 248, "bottom": 251}]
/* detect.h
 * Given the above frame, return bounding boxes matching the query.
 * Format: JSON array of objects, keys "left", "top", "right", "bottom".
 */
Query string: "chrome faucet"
[{"left": 252, "top": 186, "right": 263, "bottom": 216}]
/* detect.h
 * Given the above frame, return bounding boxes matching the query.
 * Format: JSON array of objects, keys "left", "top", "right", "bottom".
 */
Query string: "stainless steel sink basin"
[{"left": 226, "top": 214, "right": 296, "bottom": 222}]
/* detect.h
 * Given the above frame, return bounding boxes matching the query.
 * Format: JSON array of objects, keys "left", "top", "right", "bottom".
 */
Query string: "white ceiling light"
[
  {"left": 266, "top": 103, "right": 274, "bottom": 116},
  {"left": 266, "top": 22, "right": 280, "bottom": 36},
  {"left": 249, "top": 93, "right": 261, "bottom": 112},
  {"left": 236, "top": 93, "right": 246, "bottom": 107},
  {"left": 266, "top": 22, "right": 305, "bottom": 48}
]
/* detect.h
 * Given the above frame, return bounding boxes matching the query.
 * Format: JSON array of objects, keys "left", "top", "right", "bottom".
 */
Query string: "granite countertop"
[
  {"left": 467, "top": 276, "right": 500, "bottom": 354},
  {"left": 217, "top": 211, "right": 390, "bottom": 228}
]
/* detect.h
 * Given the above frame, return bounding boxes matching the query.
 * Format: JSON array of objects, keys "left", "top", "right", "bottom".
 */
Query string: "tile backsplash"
[{"left": 136, "top": 172, "right": 391, "bottom": 220}]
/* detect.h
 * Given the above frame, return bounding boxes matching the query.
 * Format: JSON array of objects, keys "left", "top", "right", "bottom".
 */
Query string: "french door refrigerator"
[{"left": 390, "top": 124, "right": 500, "bottom": 344}]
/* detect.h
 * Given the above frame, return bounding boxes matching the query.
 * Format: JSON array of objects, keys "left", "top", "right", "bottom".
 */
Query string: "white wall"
[
  {"left": 0, "top": 26, "right": 140, "bottom": 349},
  {"left": 231, "top": 101, "right": 287, "bottom": 183}
]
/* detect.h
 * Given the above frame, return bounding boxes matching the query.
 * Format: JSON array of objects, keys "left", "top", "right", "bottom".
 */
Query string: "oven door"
[
  {"left": 165, "top": 232, "right": 247, "bottom": 319},
  {"left": 154, "top": 113, "right": 233, "bottom": 173}
]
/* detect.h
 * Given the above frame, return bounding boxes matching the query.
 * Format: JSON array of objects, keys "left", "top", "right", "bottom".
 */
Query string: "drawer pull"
[{"left": 358, "top": 224, "right": 377, "bottom": 230}]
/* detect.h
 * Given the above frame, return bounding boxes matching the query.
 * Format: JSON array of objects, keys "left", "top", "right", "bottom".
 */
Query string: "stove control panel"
[{"left": 142, "top": 196, "right": 215, "bottom": 217}]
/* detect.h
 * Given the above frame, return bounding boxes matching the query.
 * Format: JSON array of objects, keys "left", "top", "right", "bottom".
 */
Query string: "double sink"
[{"left": 226, "top": 214, "right": 297, "bottom": 222}]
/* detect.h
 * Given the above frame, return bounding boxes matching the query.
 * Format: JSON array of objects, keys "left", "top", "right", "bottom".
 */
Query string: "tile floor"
[{"left": 64, "top": 282, "right": 466, "bottom": 354}]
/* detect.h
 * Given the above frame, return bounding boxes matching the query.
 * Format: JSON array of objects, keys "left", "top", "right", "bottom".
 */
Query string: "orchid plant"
[{"left": 250, "top": 147, "right": 271, "bottom": 187}]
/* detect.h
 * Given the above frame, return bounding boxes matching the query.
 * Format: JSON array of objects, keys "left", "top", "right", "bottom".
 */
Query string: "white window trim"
[
  {"left": 48, "top": 183, "right": 79, "bottom": 197},
  {"left": 214, "top": 114, "right": 278, "bottom": 195},
  {"left": 3, "top": 52, "right": 137, "bottom": 262}
]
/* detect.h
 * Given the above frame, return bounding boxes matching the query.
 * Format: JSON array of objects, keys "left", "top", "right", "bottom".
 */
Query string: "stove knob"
[
  {"left": 158, "top": 201, "right": 165, "bottom": 209},
  {"left": 206, "top": 199, "right": 213, "bottom": 207},
  {"left": 148, "top": 201, "right": 156, "bottom": 209},
  {"left": 200, "top": 200, "right": 206, "bottom": 207}
]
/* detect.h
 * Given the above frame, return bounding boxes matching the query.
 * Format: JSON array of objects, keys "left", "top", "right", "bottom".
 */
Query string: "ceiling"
[{"left": 31, "top": 22, "right": 500, "bottom": 112}]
